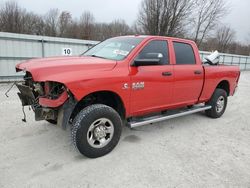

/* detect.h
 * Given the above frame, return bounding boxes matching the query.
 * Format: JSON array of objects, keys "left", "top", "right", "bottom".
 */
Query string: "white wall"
[{"left": 0, "top": 32, "right": 98, "bottom": 80}]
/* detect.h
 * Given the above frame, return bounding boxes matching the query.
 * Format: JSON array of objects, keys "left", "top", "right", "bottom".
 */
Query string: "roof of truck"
[{"left": 116, "top": 35, "right": 196, "bottom": 45}]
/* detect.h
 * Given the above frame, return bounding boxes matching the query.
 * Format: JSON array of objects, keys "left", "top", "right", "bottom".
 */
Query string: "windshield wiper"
[{"left": 89, "top": 55, "right": 108, "bottom": 60}]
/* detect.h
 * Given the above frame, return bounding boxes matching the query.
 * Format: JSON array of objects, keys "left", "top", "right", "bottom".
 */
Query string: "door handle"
[
  {"left": 162, "top": 72, "right": 172, "bottom": 76},
  {"left": 194, "top": 70, "right": 202, "bottom": 75}
]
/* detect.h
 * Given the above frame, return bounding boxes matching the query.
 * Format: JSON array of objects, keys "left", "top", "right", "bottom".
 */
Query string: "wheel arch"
[
  {"left": 216, "top": 80, "right": 230, "bottom": 96},
  {"left": 69, "top": 90, "right": 126, "bottom": 122}
]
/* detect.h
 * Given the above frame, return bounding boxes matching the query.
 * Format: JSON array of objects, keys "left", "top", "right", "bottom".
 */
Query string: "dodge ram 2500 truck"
[{"left": 15, "top": 35, "right": 240, "bottom": 158}]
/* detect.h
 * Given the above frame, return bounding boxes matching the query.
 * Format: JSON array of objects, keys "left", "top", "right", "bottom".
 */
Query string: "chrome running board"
[{"left": 128, "top": 105, "right": 212, "bottom": 128}]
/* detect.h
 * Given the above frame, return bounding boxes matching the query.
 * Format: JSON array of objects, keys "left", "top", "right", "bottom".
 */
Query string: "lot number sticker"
[{"left": 62, "top": 48, "right": 72, "bottom": 56}]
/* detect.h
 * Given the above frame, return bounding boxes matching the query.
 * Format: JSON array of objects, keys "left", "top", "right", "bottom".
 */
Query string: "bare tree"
[
  {"left": 66, "top": 20, "right": 81, "bottom": 39},
  {"left": 109, "top": 19, "right": 131, "bottom": 36},
  {"left": 93, "top": 23, "right": 111, "bottom": 40},
  {"left": 93, "top": 20, "right": 132, "bottom": 41},
  {"left": 131, "top": 21, "right": 144, "bottom": 34},
  {"left": 44, "top": 9, "right": 60, "bottom": 36},
  {"left": 191, "top": 0, "right": 227, "bottom": 47},
  {"left": 227, "top": 42, "right": 250, "bottom": 56},
  {"left": 0, "top": 1, "right": 24, "bottom": 33},
  {"left": 203, "top": 37, "right": 250, "bottom": 56},
  {"left": 136, "top": 0, "right": 195, "bottom": 37},
  {"left": 22, "top": 12, "right": 45, "bottom": 35},
  {"left": 58, "top": 11, "right": 72, "bottom": 37},
  {"left": 79, "top": 11, "right": 95, "bottom": 40},
  {"left": 216, "top": 25, "right": 235, "bottom": 52}
]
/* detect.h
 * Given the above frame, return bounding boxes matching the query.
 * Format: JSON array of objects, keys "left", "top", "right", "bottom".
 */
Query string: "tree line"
[{"left": 0, "top": 0, "right": 249, "bottom": 55}]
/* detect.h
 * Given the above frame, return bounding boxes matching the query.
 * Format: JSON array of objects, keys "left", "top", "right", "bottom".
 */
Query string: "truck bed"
[{"left": 199, "top": 65, "right": 240, "bottom": 102}]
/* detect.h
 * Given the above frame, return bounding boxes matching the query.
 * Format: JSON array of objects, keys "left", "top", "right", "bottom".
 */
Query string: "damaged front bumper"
[
  {"left": 16, "top": 83, "right": 76, "bottom": 129},
  {"left": 16, "top": 84, "right": 36, "bottom": 106}
]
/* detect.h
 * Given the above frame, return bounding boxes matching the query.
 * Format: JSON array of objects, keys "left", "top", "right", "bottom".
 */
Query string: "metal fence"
[
  {"left": 0, "top": 32, "right": 98, "bottom": 81},
  {"left": 200, "top": 51, "right": 250, "bottom": 70},
  {"left": 0, "top": 32, "right": 249, "bottom": 81}
]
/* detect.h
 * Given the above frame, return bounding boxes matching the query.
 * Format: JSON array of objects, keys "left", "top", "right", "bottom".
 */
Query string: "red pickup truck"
[{"left": 15, "top": 35, "right": 240, "bottom": 158}]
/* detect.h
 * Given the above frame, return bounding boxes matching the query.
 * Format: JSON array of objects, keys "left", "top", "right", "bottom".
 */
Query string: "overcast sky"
[{"left": 5, "top": 0, "right": 250, "bottom": 43}]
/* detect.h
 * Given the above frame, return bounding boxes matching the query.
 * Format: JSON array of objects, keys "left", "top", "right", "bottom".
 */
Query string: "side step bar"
[{"left": 128, "top": 105, "right": 212, "bottom": 128}]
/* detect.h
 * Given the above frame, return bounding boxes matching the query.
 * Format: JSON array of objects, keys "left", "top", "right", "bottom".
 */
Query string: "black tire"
[
  {"left": 71, "top": 104, "right": 122, "bottom": 158},
  {"left": 205, "top": 88, "right": 228, "bottom": 118},
  {"left": 46, "top": 119, "right": 57, "bottom": 125}
]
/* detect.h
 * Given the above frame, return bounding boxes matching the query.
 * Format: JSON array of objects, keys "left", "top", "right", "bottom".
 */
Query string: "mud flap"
[{"left": 57, "top": 97, "right": 76, "bottom": 130}]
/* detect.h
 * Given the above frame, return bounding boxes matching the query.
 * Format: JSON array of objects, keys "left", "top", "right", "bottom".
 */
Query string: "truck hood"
[{"left": 16, "top": 56, "right": 117, "bottom": 82}]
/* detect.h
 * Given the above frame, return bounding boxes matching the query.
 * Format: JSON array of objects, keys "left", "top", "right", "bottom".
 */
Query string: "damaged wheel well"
[{"left": 69, "top": 91, "right": 126, "bottom": 123}]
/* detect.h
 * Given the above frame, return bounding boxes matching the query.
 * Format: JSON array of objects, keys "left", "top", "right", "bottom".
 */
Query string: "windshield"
[{"left": 83, "top": 37, "right": 144, "bottom": 61}]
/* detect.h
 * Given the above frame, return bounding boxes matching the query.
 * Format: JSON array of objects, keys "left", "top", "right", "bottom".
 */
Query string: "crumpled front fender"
[{"left": 39, "top": 90, "right": 68, "bottom": 108}]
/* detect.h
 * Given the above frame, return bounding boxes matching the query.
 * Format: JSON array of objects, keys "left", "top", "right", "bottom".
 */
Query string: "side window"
[
  {"left": 137, "top": 40, "right": 168, "bottom": 65},
  {"left": 173, "top": 42, "right": 196, "bottom": 65}
]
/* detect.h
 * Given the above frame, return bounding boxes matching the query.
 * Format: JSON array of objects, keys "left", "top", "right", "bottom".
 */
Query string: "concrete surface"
[{"left": 0, "top": 72, "right": 250, "bottom": 188}]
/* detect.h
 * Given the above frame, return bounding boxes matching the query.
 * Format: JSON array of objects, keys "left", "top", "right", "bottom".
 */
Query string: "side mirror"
[
  {"left": 133, "top": 59, "right": 160, "bottom": 66},
  {"left": 132, "top": 52, "right": 163, "bottom": 66}
]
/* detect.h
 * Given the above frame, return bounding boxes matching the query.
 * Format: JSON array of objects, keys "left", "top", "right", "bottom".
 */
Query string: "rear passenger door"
[{"left": 172, "top": 41, "right": 203, "bottom": 105}]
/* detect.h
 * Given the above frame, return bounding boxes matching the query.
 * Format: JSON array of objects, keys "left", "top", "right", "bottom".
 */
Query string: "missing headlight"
[{"left": 45, "top": 82, "right": 66, "bottom": 99}]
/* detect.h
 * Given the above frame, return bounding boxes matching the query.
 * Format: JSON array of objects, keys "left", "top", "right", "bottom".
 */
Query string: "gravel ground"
[{"left": 0, "top": 72, "right": 250, "bottom": 188}]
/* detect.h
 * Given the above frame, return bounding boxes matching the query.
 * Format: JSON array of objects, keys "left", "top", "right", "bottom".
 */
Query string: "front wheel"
[
  {"left": 205, "top": 88, "right": 228, "bottom": 118},
  {"left": 71, "top": 104, "right": 122, "bottom": 158}
]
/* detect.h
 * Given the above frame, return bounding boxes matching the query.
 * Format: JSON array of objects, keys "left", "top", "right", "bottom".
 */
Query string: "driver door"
[{"left": 130, "top": 40, "right": 174, "bottom": 116}]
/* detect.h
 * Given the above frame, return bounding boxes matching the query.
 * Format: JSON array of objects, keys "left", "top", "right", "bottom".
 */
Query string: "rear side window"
[
  {"left": 137, "top": 40, "right": 169, "bottom": 65},
  {"left": 173, "top": 42, "right": 196, "bottom": 65}
]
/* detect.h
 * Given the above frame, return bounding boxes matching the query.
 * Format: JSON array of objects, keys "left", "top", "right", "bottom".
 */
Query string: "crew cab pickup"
[{"left": 15, "top": 35, "right": 240, "bottom": 158}]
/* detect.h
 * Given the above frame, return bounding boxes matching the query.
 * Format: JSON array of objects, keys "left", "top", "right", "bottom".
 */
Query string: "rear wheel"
[
  {"left": 205, "top": 88, "right": 228, "bottom": 118},
  {"left": 71, "top": 104, "right": 122, "bottom": 158}
]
